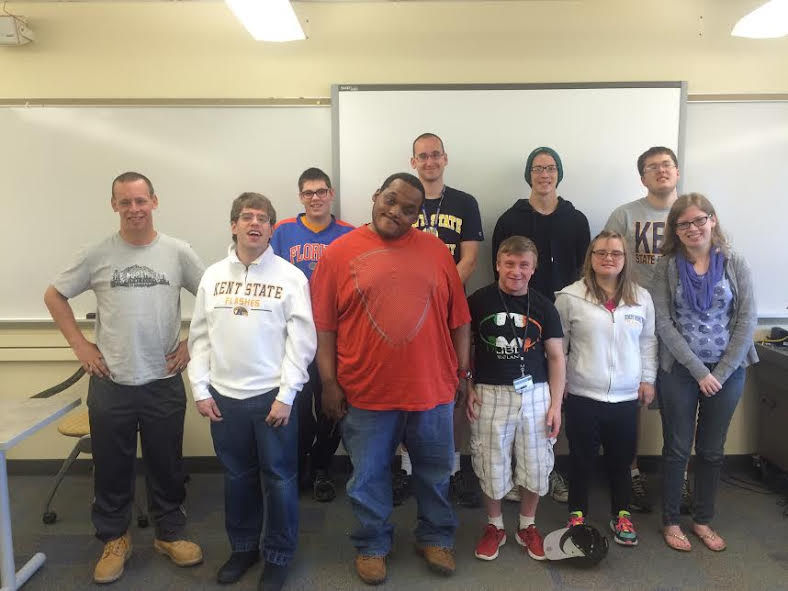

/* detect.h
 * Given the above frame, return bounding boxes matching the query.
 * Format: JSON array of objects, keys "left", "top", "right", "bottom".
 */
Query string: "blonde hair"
[
  {"left": 661, "top": 193, "right": 729, "bottom": 260},
  {"left": 496, "top": 235, "right": 539, "bottom": 266},
  {"left": 581, "top": 231, "right": 639, "bottom": 306}
]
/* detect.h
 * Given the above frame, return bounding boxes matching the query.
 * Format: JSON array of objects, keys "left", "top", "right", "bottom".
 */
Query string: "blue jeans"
[
  {"left": 210, "top": 387, "right": 298, "bottom": 565},
  {"left": 658, "top": 363, "right": 746, "bottom": 526},
  {"left": 342, "top": 403, "right": 457, "bottom": 556}
]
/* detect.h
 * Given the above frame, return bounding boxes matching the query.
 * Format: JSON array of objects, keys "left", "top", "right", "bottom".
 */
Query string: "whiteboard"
[
  {"left": 3, "top": 95, "right": 784, "bottom": 321},
  {"left": 683, "top": 101, "right": 788, "bottom": 319},
  {"left": 333, "top": 83, "right": 685, "bottom": 298},
  {"left": 0, "top": 106, "right": 332, "bottom": 320}
]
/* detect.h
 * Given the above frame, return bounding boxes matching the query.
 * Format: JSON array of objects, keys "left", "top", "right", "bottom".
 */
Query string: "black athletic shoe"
[
  {"left": 392, "top": 469, "right": 411, "bottom": 506},
  {"left": 298, "top": 456, "right": 313, "bottom": 492},
  {"left": 259, "top": 562, "right": 289, "bottom": 591},
  {"left": 217, "top": 550, "right": 259, "bottom": 584},
  {"left": 629, "top": 472, "right": 652, "bottom": 513},
  {"left": 451, "top": 468, "right": 482, "bottom": 508},
  {"left": 313, "top": 469, "right": 337, "bottom": 502}
]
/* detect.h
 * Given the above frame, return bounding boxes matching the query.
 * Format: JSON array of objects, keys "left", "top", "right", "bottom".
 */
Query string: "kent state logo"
[{"left": 478, "top": 312, "right": 543, "bottom": 357}]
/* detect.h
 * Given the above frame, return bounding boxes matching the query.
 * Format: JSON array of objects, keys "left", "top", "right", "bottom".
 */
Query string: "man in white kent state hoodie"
[{"left": 187, "top": 192, "right": 316, "bottom": 591}]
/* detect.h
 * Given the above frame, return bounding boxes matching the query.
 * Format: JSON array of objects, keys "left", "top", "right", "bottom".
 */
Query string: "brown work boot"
[
  {"left": 153, "top": 538, "right": 203, "bottom": 566},
  {"left": 416, "top": 544, "right": 455, "bottom": 575},
  {"left": 354, "top": 554, "right": 387, "bottom": 585},
  {"left": 93, "top": 532, "right": 132, "bottom": 584}
]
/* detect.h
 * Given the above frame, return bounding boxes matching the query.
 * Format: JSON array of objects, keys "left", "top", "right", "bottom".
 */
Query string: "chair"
[{"left": 38, "top": 368, "right": 149, "bottom": 528}]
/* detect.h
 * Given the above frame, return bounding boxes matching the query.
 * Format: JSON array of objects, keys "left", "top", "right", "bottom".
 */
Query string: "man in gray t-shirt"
[
  {"left": 44, "top": 171, "right": 205, "bottom": 585},
  {"left": 604, "top": 146, "right": 684, "bottom": 515},
  {"left": 605, "top": 147, "right": 679, "bottom": 292}
]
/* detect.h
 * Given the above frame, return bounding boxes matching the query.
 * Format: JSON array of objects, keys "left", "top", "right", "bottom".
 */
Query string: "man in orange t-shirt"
[{"left": 310, "top": 172, "right": 471, "bottom": 585}]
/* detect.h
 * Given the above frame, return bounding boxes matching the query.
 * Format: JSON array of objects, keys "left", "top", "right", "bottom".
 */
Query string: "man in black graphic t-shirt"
[
  {"left": 466, "top": 236, "right": 565, "bottom": 562},
  {"left": 391, "top": 132, "right": 484, "bottom": 509},
  {"left": 410, "top": 132, "right": 484, "bottom": 282}
]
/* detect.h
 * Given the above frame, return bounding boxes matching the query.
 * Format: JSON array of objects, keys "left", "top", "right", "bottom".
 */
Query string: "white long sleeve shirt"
[
  {"left": 187, "top": 245, "right": 316, "bottom": 405},
  {"left": 555, "top": 280, "right": 657, "bottom": 403}
]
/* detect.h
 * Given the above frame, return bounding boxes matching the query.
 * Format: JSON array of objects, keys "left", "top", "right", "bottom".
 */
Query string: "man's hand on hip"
[
  {"left": 165, "top": 340, "right": 190, "bottom": 374},
  {"left": 74, "top": 340, "right": 111, "bottom": 378}
]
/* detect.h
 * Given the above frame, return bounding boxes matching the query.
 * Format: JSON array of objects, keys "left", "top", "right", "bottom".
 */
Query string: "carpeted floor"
[{"left": 6, "top": 468, "right": 788, "bottom": 591}]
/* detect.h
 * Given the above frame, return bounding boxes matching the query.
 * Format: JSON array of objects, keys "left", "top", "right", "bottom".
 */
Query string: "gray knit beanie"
[{"left": 524, "top": 147, "right": 563, "bottom": 187}]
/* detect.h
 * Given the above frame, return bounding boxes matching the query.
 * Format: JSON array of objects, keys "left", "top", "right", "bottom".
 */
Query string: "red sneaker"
[
  {"left": 474, "top": 524, "right": 506, "bottom": 561},
  {"left": 516, "top": 524, "right": 546, "bottom": 561}
]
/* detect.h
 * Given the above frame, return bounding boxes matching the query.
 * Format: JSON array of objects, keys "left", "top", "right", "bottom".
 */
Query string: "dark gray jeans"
[
  {"left": 658, "top": 363, "right": 746, "bottom": 526},
  {"left": 87, "top": 374, "right": 187, "bottom": 542}
]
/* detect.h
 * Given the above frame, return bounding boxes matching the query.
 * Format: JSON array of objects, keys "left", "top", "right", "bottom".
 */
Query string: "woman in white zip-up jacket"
[{"left": 554, "top": 230, "right": 657, "bottom": 548}]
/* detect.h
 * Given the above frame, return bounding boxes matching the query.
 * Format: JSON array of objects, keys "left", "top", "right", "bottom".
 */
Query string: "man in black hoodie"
[
  {"left": 492, "top": 147, "right": 590, "bottom": 302},
  {"left": 491, "top": 146, "right": 590, "bottom": 505}
]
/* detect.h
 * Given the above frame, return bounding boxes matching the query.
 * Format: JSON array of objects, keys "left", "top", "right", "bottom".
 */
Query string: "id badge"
[{"left": 513, "top": 374, "right": 533, "bottom": 394}]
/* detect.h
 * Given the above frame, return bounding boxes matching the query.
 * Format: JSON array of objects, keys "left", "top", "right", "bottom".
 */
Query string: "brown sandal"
[
  {"left": 692, "top": 528, "right": 726, "bottom": 552},
  {"left": 663, "top": 529, "right": 692, "bottom": 552}
]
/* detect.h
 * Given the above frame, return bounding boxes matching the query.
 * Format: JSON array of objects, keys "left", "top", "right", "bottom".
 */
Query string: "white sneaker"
[{"left": 549, "top": 470, "right": 568, "bottom": 503}]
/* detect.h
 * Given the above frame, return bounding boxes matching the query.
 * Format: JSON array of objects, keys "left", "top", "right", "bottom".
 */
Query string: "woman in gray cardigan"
[{"left": 652, "top": 193, "right": 757, "bottom": 553}]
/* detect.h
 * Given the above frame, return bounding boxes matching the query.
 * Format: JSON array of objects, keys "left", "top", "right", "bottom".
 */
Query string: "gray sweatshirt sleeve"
[
  {"left": 652, "top": 257, "right": 710, "bottom": 381},
  {"left": 711, "top": 253, "right": 757, "bottom": 384}
]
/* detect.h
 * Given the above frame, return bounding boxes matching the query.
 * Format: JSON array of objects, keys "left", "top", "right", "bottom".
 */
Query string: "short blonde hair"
[{"left": 496, "top": 235, "right": 539, "bottom": 267}]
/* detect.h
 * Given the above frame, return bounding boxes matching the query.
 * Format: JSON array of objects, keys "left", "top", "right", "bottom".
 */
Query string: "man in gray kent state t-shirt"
[
  {"left": 605, "top": 147, "right": 679, "bottom": 293},
  {"left": 44, "top": 171, "right": 205, "bottom": 585}
]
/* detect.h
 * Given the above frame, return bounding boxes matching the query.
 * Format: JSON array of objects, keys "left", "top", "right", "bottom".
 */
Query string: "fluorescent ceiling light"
[
  {"left": 731, "top": 0, "right": 788, "bottom": 38},
  {"left": 225, "top": 0, "right": 306, "bottom": 42}
]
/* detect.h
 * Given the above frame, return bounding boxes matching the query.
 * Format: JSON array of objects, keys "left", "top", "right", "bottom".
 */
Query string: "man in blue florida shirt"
[{"left": 271, "top": 167, "right": 354, "bottom": 502}]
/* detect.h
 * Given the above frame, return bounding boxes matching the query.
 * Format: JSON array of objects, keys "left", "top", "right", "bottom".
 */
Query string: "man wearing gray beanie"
[
  {"left": 491, "top": 147, "right": 590, "bottom": 506},
  {"left": 492, "top": 147, "right": 590, "bottom": 302}
]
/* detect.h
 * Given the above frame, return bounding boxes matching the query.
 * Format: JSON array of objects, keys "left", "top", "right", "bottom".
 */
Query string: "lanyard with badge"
[
  {"left": 420, "top": 186, "right": 445, "bottom": 237},
  {"left": 497, "top": 288, "right": 534, "bottom": 394}
]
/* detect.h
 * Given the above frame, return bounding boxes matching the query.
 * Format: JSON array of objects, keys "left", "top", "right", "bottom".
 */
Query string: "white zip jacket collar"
[{"left": 555, "top": 280, "right": 657, "bottom": 403}]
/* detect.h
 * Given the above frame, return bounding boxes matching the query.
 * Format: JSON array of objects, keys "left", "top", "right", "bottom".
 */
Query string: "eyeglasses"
[
  {"left": 592, "top": 250, "right": 625, "bottom": 260},
  {"left": 676, "top": 215, "right": 710, "bottom": 231},
  {"left": 532, "top": 165, "right": 558, "bottom": 174},
  {"left": 644, "top": 161, "right": 677, "bottom": 173},
  {"left": 300, "top": 188, "right": 330, "bottom": 199},
  {"left": 238, "top": 213, "right": 270, "bottom": 224},
  {"left": 414, "top": 151, "right": 444, "bottom": 162}
]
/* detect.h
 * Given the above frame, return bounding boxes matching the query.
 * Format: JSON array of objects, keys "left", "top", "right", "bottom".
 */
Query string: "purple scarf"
[{"left": 677, "top": 248, "right": 725, "bottom": 313}]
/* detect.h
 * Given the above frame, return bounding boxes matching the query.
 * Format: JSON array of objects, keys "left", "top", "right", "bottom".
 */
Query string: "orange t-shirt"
[{"left": 310, "top": 225, "right": 470, "bottom": 411}]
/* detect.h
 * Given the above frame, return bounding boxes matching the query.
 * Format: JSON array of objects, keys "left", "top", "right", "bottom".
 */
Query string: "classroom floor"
[{"left": 7, "top": 467, "right": 788, "bottom": 591}]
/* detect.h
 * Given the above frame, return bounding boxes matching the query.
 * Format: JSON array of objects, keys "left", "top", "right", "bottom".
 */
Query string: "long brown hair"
[
  {"left": 661, "top": 193, "right": 730, "bottom": 259},
  {"left": 581, "top": 231, "right": 639, "bottom": 306}
]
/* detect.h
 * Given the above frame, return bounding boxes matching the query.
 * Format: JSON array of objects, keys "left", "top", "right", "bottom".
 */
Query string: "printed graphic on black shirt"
[
  {"left": 110, "top": 265, "right": 170, "bottom": 288},
  {"left": 469, "top": 283, "right": 563, "bottom": 386},
  {"left": 412, "top": 186, "right": 484, "bottom": 264},
  {"left": 478, "top": 311, "right": 542, "bottom": 359}
]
